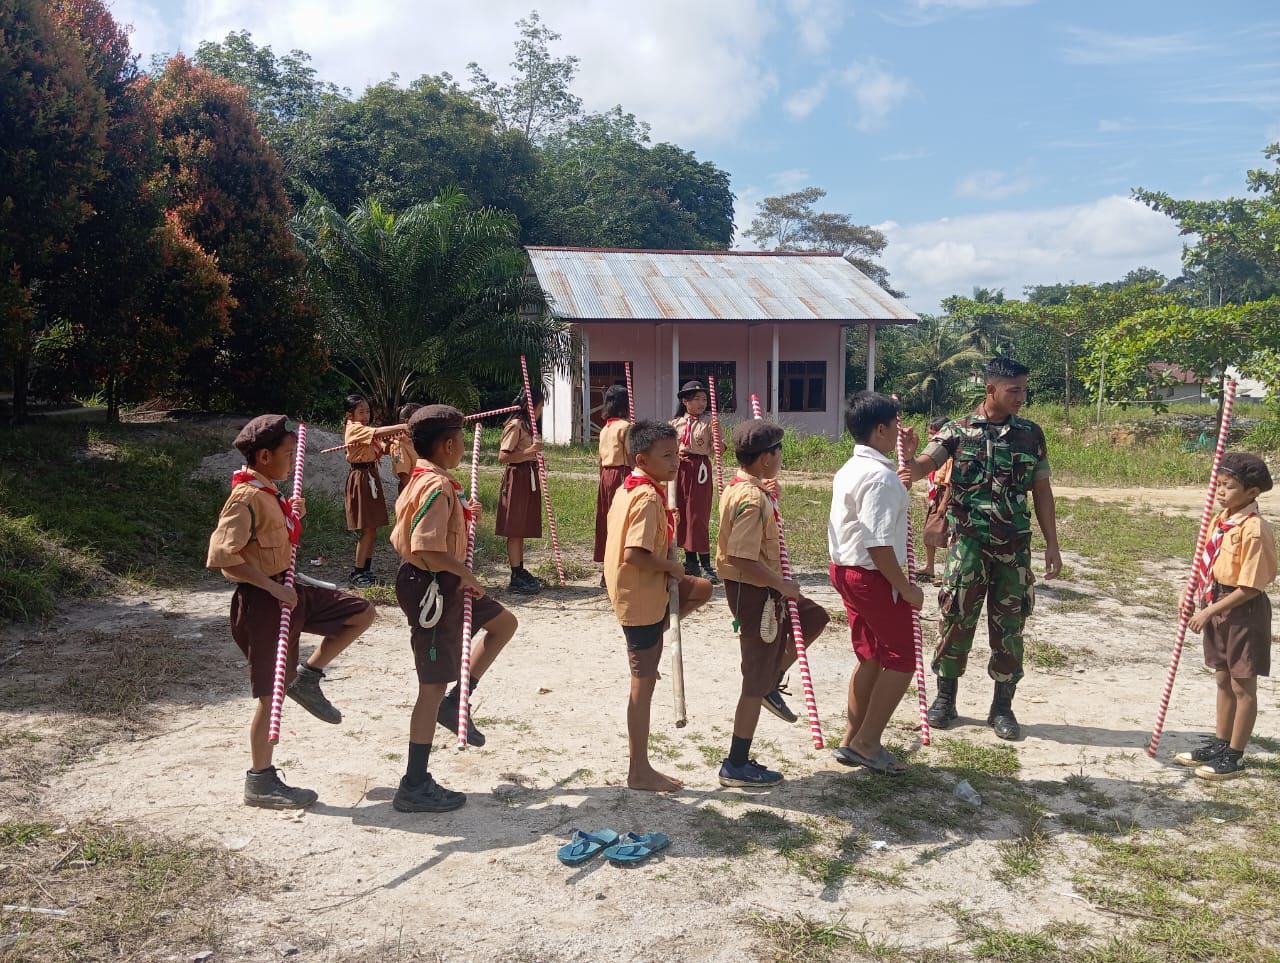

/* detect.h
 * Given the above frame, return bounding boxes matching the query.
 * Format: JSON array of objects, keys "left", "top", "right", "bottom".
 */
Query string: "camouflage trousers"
[{"left": 933, "top": 534, "right": 1035, "bottom": 684}]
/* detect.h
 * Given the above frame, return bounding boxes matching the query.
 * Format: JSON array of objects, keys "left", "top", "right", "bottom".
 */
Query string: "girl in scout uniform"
[
  {"left": 496, "top": 387, "right": 545, "bottom": 595},
  {"left": 671, "top": 380, "right": 719, "bottom": 584}
]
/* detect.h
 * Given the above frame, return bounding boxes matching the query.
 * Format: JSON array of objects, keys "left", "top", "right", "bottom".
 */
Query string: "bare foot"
[{"left": 627, "top": 766, "right": 685, "bottom": 792}]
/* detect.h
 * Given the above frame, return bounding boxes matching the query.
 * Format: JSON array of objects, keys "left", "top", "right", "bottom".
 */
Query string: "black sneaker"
[
  {"left": 438, "top": 689, "right": 486, "bottom": 747},
  {"left": 349, "top": 570, "right": 376, "bottom": 589},
  {"left": 762, "top": 687, "right": 798, "bottom": 724},
  {"left": 244, "top": 767, "right": 318, "bottom": 810},
  {"left": 286, "top": 664, "right": 342, "bottom": 724},
  {"left": 393, "top": 774, "right": 466, "bottom": 812},
  {"left": 683, "top": 556, "right": 700, "bottom": 576},
  {"left": 701, "top": 563, "right": 720, "bottom": 586},
  {"left": 1174, "top": 738, "right": 1228, "bottom": 767},
  {"left": 509, "top": 569, "right": 541, "bottom": 595},
  {"left": 1195, "top": 749, "right": 1245, "bottom": 781}
]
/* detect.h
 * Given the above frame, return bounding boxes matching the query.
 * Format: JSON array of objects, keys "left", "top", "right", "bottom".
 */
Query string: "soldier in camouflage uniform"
[{"left": 899, "top": 357, "right": 1061, "bottom": 739}]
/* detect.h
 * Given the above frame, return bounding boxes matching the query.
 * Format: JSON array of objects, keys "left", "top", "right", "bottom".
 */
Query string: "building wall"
[{"left": 544, "top": 320, "right": 850, "bottom": 444}]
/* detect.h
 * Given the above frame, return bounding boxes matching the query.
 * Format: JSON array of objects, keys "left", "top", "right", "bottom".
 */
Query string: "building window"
[
  {"left": 679, "top": 362, "right": 736, "bottom": 412},
  {"left": 778, "top": 361, "right": 826, "bottom": 412}
]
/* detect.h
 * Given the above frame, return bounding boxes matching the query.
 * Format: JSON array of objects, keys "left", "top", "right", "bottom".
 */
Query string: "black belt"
[{"left": 351, "top": 461, "right": 375, "bottom": 470}]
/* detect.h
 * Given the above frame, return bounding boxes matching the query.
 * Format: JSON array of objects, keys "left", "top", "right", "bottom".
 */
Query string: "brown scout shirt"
[
  {"left": 672, "top": 413, "right": 714, "bottom": 457},
  {"left": 715, "top": 472, "right": 781, "bottom": 586},
  {"left": 391, "top": 434, "right": 419, "bottom": 478},
  {"left": 390, "top": 463, "right": 467, "bottom": 569},
  {"left": 604, "top": 473, "right": 671, "bottom": 626},
  {"left": 598, "top": 419, "right": 631, "bottom": 468},
  {"left": 206, "top": 469, "right": 295, "bottom": 580},
  {"left": 501, "top": 418, "right": 535, "bottom": 463},
  {"left": 1212, "top": 506, "right": 1278, "bottom": 591},
  {"left": 344, "top": 421, "right": 379, "bottom": 463}
]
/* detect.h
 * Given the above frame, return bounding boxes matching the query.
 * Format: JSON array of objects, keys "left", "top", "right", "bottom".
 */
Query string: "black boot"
[
  {"left": 927, "top": 676, "right": 959, "bottom": 728},
  {"left": 988, "top": 681, "right": 1020, "bottom": 740},
  {"left": 683, "top": 551, "right": 700, "bottom": 576},
  {"left": 699, "top": 553, "right": 720, "bottom": 586}
]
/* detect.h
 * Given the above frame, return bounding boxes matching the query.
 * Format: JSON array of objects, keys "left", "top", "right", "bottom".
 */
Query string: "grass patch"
[
  {"left": 57, "top": 627, "right": 202, "bottom": 722},
  {"left": 746, "top": 912, "right": 856, "bottom": 963},
  {"left": 1025, "top": 635, "right": 1070, "bottom": 671},
  {"left": 993, "top": 822, "right": 1052, "bottom": 884},
  {"left": 0, "top": 818, "right": 266, "bottom": 961},
  {"left": 935, "top": 739, "right": 1021, "bottom": 777}
]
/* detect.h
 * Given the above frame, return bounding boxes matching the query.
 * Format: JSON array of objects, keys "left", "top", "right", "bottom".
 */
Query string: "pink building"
[{"left": 524, "top": 247, "right": 917, "bottom": 443}]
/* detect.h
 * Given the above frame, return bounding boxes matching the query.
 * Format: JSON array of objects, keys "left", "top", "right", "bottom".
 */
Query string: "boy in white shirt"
[{"left": 827, "top": 392, "right": 924, "bottom": 776}]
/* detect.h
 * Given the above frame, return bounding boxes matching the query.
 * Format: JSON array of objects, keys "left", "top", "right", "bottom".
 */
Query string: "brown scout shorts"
[
  {"left": 621, "top": 575, "right": 710, "bottom": 678},
  {"left": 396, "top": 562, "right": 509, "bottom": 685},
  {"left": 1203, "top": 582, "right": 1272, "bottom": 678},
  {"left": 724, "top": 580, "right": 829, "bottom": 697},
  {"left": 230, "top": 580, "right": 372, "bottom": 698}
]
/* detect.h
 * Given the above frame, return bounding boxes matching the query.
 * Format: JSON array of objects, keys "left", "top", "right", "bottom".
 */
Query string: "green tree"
[
  {"left": 144, "top": 55, "right": 325, "bottom": 412},
  {"left": 744, "top": 187, "right": 901, "bottom": 295},
  {"left": 895, "top": 315, "right": 986, "bottom": 416},
  {"left": 293, "top": 191, "right": 570, "bottom": 422},
  {"left": 0, "top": 0, "right": 107, "bottom": 420},
  {"left": 467, "top": 10, "right": 582, "bottom": 143}
]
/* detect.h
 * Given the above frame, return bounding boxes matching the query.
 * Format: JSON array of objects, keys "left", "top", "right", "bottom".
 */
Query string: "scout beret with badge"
[
  {"left": 732, "top": 419, "right": 784, "bottom": 457},
  {"left": 233, "top": 414, "right": 292, "bottom": 459}
]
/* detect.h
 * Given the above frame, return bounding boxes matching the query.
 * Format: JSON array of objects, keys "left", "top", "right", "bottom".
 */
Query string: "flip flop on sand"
[
  {"left": 603, "top": 832, "right": 670, "bottom": 866},
  {"left": 557, "top": 829, "right": 619, "bottom": 866},
  {"left": 844, "top": 745, "right": 907, "bottom": 776}
]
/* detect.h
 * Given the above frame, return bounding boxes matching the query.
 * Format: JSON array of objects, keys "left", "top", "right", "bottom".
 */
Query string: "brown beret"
[
  {"left": 1219, "top": 452, "right": 1273, "bottom": 493},
  {"left": 732, "top": 419, "right": 784, "bottom": 457},
  {"left": 408, "top": 404, "right": 464, "bottom": 446},
  {"left": 233, "top": 414, "right": 291, "bottom": 458},
  {"left": 678, "top": 380, "right": 707, "bottom": 398}
]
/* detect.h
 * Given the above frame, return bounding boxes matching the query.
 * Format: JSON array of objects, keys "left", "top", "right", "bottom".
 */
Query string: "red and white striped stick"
[
  {"left": 463, "top": 404, "right": 522, "bottom": 423},
  {"left": 268, "top": 422, "right": 307, "bottom": 744},
  {"left": 457, "top": 422, "right": 483, "bottom": 750},
  {"left": 625, "top": 362, "right": 636, "bottom": 424},
  {"left": 1148, "top": 379, "right": 1237, "bottom": 757},
  {"left": 749, "top": 394, "right": 824, "bottom": 749},
  {"left": 709, "top": 375, "right": 725, "bottom": 495},
  {"left": 321, "top": 431, "right": 400, "bottom": 455},
  {"left": 894, "top": 404, "right": 931, "bottom": 746},
  {"left": 520, "top": 356, "right": 567, "bottom": 586}
]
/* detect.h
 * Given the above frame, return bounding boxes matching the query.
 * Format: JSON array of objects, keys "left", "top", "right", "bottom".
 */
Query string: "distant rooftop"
[{"left": 524, "top": 246, "right": 917, "bottom": 324}]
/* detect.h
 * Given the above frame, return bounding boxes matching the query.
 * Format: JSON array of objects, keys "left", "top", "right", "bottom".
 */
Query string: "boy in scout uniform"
[
  {"left": 1183, "top": 452, "right": 1277, "bottom": 780},
  {"left": 207, "top": 415, "right": 376, "bottom": 809},
  {"left": 604, "top": 420, "right": 712, "bottom": 792},
  {"left": 390, "top": 405, "right": 519, "bottom": 812},
  {"left": 716, "top": 420, "right": 828, "bottom": 787},
  {"left": 899, "top": 358, "right": 1062, "bottom": 740}
]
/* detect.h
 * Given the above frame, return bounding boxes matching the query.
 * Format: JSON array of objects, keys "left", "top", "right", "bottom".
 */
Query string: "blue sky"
[{"left": 114, "top": 0, "right": 1280, "bottom": 312}]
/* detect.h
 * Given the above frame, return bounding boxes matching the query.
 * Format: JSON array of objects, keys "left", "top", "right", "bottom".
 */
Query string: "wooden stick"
[{"left": 668, "top": 478, "right": 688, "bottom": 728}]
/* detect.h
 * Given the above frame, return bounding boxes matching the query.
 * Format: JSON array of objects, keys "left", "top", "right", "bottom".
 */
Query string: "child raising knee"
[
  {"left": 1182, "top": 452, "right": 1276, "bottom": 780},
  {"left": 603, "top": 420, "right": 712, "bottom": 792}
]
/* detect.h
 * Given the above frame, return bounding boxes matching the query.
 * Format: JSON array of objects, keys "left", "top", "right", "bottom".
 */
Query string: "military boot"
[
  {"left": 987, "top": 680, "right": 1021, "bottom": 740},
  {"left": 927, "top": 676, "right": 959, "bottom": 728}
]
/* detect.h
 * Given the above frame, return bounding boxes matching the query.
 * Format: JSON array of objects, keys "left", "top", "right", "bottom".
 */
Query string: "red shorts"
[{"left": 829, "top": 563, "right": 915, "bottom": 674}]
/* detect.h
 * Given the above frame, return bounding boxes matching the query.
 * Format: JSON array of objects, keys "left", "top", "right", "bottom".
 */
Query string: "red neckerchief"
[
  {"left": 1197, "top": 504, "right": 1259, "bottom": 603},
  {"left": 678, "top": 414, "right": 697, "bottom": 448},
  {"left": 412, "top": 465, "right": 473, "bottom": 524},
  {"left": 730, "top": 472, "right": 780, "bottom": 522},
  {"left": 231, "top": 470, "right": 301, "bottom": 546},
  {"left": 623, "top": 470, "right": 676, "bottom": 544},
  {"left": 605, "top": 418, "right": 624, "bottom": 426}
]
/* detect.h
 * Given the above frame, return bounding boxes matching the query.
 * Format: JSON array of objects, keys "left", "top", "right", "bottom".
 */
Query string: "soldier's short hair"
[
  {"left": 844, "top": 391, "right": 900, "bottom": 443},
  {"left": 986, "top": 357, "right": 1029, "bottom": 381}
]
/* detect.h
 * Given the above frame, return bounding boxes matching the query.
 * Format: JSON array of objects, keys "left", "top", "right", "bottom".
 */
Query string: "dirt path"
[{"left": 6, "top": 564, "right": 1278, "bottom": 961}]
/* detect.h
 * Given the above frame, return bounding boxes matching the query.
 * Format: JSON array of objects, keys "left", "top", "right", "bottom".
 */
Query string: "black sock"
[
  {"left": 362, "top": 560, "right": 372, "bottom": 573},
  {"left": 684, "top": 550, "right": 697, "bottom": 567},
  {"left": 699, "top": 553, "right": 713, "bottom": 569},
  {"left": 447, "top": 676, "right": 477, "bottom": 701},
  {"left": 728, "top": 734, "right": 753, "bottom": 767},
  {"left": 301, "top": 661, "right": 322, "bottom": 676},
  {"left": 511, "top": 565, "right": 521, "bottom": 576},
  {"left": 406, "top": 742, "right": 432, "bottom": 787}
]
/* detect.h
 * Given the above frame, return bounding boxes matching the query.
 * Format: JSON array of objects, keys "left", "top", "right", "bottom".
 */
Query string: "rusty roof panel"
[{"left": 526, "top": 247, "right": 917, "bottom": 323}]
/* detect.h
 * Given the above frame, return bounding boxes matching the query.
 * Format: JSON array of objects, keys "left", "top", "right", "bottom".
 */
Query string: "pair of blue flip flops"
[{"left": 556, "top": 829, "right": 670, "bottom": 866}]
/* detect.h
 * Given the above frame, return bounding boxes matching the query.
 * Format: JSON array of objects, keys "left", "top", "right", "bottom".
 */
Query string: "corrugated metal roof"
[{"left": 525, "top": 247, "right": 917, "bottom": 324}]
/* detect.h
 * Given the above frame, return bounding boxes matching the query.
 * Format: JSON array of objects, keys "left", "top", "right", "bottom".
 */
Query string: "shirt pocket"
[
  {"left": 1009, "top": 450, "right": 1040, "bottom": 489},
  {"left": 253, "top": 525, "right": 292, "bottom": 572},
  {"left": 951, "top": 443, "right": 985, "bottom": 486}
]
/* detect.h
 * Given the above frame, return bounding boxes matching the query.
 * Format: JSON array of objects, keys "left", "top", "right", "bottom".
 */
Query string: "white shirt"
[{"left": 828, "top": 444, "right": 910, "bottom": 569}]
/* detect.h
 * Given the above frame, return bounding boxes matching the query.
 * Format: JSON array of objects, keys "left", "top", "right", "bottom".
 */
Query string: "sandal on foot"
[
  {"left": 557, "top": 829, "right": 620, "bottom": 866},
  {"left": 832, "top": 746, "right": 863, "bottom": 768},
  {"left": 845, "top": 745, "right": 907, "bottom": 776}
]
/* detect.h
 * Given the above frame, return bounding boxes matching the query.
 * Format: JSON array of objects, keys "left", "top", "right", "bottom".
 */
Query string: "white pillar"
[
  {"left": 837, "top": 325, "right": 848, "bottom": 435},
  {"left": 672, "top": 324, "right": 680, "bottom": 411},
  {"left": 770, "top": 323, "right": 780, "bottom": 415},
  {"left": 866, "top": 323, "right": 878, "bottom": 391},
  {"left": 580, "top": 328, "right": 591, "bottom": 445}
]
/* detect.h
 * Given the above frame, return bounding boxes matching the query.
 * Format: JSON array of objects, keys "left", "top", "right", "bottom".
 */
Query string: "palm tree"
[
  {"left": 292, "top": 190, "right": 571, "bottom": 420},
  {"left": 897, "top": 315, "right": 987, "bottom": 416}
]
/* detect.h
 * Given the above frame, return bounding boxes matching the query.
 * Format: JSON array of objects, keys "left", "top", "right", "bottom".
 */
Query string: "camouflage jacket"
[{"left": 921, "top": 410, "right": 1050, "bottom": 545}]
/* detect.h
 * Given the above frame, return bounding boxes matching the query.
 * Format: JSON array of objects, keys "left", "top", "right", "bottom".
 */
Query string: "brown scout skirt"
[
  {"left": 593, "top": 465, "right": 629, "bottom": 562},
  {"left": 724, "top": 580, "right": 829, "bottom": 697},
  {"left": 923, "top": 488, "right": 951, "bottom": 548},
  {"left": 1203, "top": 582, "right": 1272, "bottom": 678},
  {"left": 496, "top": 461, "right": 543, "bottom": 539},
  {"left": 345, "top": 462, "right": 389, "bottom": 530},
  {"left": 676, "top": 453, "right": 713, "bottom": 553}
]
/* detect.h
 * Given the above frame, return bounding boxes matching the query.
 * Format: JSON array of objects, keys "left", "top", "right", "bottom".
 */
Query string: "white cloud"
[
  {"left": 1060, "top": 28, "right": 1211, "bottom": 66},
  {"left": 784, "top": 79, "right": 829, "bottom": 119},
  {"left": 886, "top": 0, "right": 1034, "bottom": 26},
  {"left": 108, "top": 0, "right": 173, "bottom": 62},
  {"left": 956, "top": 169, "right": 1036, "bottom": 200},
  {"left": 882, "top": 147, "right": 932, "bottom": 161},
  {"left": 911, "top": 0, "right": 1033, "bottom": 8},
  {"left": 169, "top": 0, "right": 776, "bottom": 144},
  {"left": 876, "top": 196, "right": 1186, "bottom": 313},
  {"left": 841, "top": 61, "right": 912, "bottom": 131},
  {"left": 771, "top": 168, "right": 813, "bottom": 192},
  {"left": 785, "top": 0, "right": 848, "bottom": 54},
  {"left": 1097, "top": 117, "right": 1135, "bottom": 133}
]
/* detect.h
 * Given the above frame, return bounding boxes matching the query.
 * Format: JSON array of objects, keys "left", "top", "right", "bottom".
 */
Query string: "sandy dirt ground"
[{"left": 4, "top": 549, "right": 1277, "bottom": 962}]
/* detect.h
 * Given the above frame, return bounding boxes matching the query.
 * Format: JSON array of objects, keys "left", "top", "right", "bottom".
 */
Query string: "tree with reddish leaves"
[
  {"left": 0, "top": 0, "right": 106, "bottom": 421},
  {"left": 143, "top": 55, "right": 325, "bottom": 413}
]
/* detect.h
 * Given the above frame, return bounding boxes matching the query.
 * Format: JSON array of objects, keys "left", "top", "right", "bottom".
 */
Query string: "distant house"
[
  {"left": 1147, "top": 364, "right": 1269, "bottom": 404},
  {"left": 523, "top": 246, "right": 918, "bottom": 444}
]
